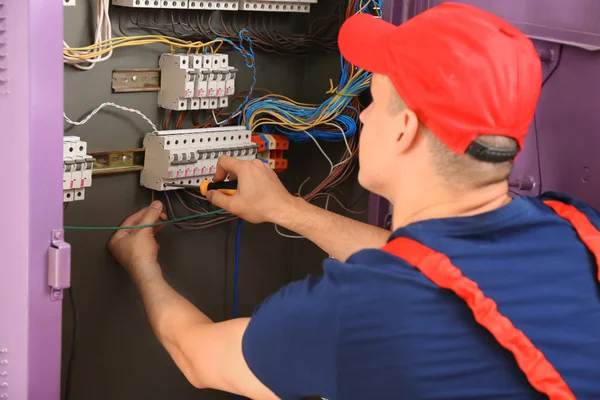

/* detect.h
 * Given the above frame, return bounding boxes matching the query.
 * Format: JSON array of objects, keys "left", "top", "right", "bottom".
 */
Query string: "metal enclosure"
[
  {"left": 370, "top": 0, "right": 600, "bottom": 228},
  {"left": 0, "top": 0, "right": 65, "bottom": 399},
  {"left": 60, "top": 3, "right": 365, "bottom": 400}
]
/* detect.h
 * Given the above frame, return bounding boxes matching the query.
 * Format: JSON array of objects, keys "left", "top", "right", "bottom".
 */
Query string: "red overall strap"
[
  {"left": 381, "top": 237, "right": 576, "bottom": 400},
  {"left": 544, "top": 199, "right": 600, "bottom": 282}
]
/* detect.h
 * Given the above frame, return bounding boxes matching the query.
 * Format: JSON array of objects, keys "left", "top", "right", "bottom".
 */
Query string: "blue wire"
[
  {"left": 233, "top": 219, "right": 242, "bottom": 400},
  {"left": 233, "top": 219, "right": 242, "bottom": 319},
  {"left": 240, "top": 0, "right": 383, "bottom": 142}
]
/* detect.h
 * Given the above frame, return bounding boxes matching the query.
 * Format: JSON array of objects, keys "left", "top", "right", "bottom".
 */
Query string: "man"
[{"left": 109, "top": 3, "right": 600, "bottom": 399}]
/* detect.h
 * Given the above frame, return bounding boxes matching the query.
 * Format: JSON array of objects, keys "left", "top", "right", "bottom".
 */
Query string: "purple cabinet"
[
  {"left": 0, "top": 0, "right": 65, "bottom": 399},
  {"left": 369, "top": 0, "right": 600, "bottom": 227},
  {"left": 411, "top": 0, "right": 600, "bottom": 50}
]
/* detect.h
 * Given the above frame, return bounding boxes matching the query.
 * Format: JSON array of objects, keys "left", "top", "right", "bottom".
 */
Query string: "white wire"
[
  {"left": 274, "top": 223, "right": 305, "bottom": 239},
  {"left": 63, "top": 0, "right": 112, "bottom": 70},
  {"left": 304, "top": 130, "right": 334, "bottom": 176},
  {"left": 64, "top": 102, "right": 158, "bottom": 132},
  {"left": 212, "top": 109, "right": 241, "bottom": 126},
  {"left": 327, "top": 122, "right": 352, "bottom": 160}
]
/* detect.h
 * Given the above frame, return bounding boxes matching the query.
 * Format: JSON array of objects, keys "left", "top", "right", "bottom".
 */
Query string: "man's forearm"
[
  {"left": 275, "top": 197, "right": 390, "bottom": 261},
  {"left": 132, "top": 265, "right": 212, "bottom": 386}
]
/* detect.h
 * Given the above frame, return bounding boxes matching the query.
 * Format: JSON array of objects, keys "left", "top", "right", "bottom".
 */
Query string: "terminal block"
[
  {"left": 158, "top": 53, "right": 237, "bottom": 111},
  {"left": 251, "top": 133, "right": 289, "bottom": 173},
  {"left": 240, "top": 0, "right": 317, "bottom": 12},
  {"left": 141, "top": 126, "right": 258, "bottom": 191},
  {"left": 112, "top": 0, "right": 314, "bottom": 11},
  {"left": 188, "top": 0, "right": 239, "bottom": 10},
  {"left": 63, "top": 137, "right": 94, "bottom": 203},
  {"left": 112, "top": 0, "right": 162, "bottom": 8}
]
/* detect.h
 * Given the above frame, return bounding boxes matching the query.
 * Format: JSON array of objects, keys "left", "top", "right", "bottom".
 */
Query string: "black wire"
[
  {"left": 346, "top": 188, "right": 368, "bottom": 210},
  {"left": 122, "top": 7, "right": 339, "bottom": 55},
  {"left": 64, "top": 287, "right": 78, "bottom": 400},
  {"left": 541, "top": 45, "right": 563, "bottom": 87},
  {"left": 533, "top": 113, "right": 543, "bottom": 194}
]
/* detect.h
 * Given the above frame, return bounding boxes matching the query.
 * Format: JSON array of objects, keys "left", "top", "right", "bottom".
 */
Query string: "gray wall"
[{"left": 62, "top": 3, "right": 367, "bottom": 400}]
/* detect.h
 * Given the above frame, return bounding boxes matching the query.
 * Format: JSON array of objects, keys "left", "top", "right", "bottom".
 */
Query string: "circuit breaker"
[
  {"left": 158, "top": 53, "right": 236, "bottom": 111},
  {"left": 63, "top": 136, "right": 94, "bottom": 203},
  {"left": 140, "top": 126, "right": 258, "bottom": 191},
  {"left": 111, "top": 0, "right": 315, "bottom": 11}
]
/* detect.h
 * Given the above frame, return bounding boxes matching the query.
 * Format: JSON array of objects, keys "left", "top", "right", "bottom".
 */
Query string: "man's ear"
[{"left": 394, "top": 108, "right": 420, "bottom": 154}]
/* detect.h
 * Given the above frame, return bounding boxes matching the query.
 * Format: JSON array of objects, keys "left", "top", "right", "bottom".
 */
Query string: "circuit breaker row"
[
  {"left": 112, "top": 0, "right": 317, "bottom": 12},
  {"left": 63, "top": 137, "right": 94, "bottom": 203},
  {"left": 141, "top": 126, "right": 258, "bottom": 191},
  {"left": 159, "top": 53, "right": 236, "bottom": 111}
]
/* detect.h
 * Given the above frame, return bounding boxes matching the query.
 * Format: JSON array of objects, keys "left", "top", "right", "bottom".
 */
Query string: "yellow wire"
[{"left": 63, "top": 35, "right": 224, "bottom": 61}]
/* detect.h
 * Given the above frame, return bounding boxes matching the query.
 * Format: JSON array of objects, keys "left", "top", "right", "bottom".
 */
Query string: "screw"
[
  {"left": 132, "top": 75, "right": 137, "bottom": 82},
  {"left": 54, "top": 231, "right": 62, "bottom": 240},
  {"left": 582, "top": 167, "right": 591, "bottom": 183},
  {"left": 53, "top": 291, "right": 60, "bottom": 298},
  {"left": 0, "top": 349, "right": 6, "bottom": 354}
]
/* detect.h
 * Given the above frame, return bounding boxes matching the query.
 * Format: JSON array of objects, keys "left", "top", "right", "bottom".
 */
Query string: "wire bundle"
[
  {"left": 63, "top": 30, "right": 257, "bottom": 130},
  {"left": 63, "top": 0, "right": 113, "bottom": 70},
  {"left": 121, "top": 7, "right": 341, "bottom": 55},
  {"left": 240, "top": 0, "right": 382, "bottom": 143}
]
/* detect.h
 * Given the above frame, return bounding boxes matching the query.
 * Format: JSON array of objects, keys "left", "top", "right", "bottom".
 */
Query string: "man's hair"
[
  {"left": 426, "top": 129, "right": 516, "bottom": 189},
  {"left": 389, "top": 90, "right": 516, "bottom": 189}
]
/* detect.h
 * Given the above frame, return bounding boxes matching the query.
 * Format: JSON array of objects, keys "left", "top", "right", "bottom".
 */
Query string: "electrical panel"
[
  {"left": 112, "top": 0, "right": 316, "bottom": 11},
  {"left": 158, "top": 53, "right": 236, "bottom": 111},
  {"left": 140, "top": 126, "right": 258, "bottom": 191},
  {"left": 63, "top": 137, "right": 94, "bottom": 203}
]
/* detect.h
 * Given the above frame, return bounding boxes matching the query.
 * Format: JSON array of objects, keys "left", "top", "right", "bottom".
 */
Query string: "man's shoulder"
[{"left": 538, "top": 191, "right": 600, "bottom": 228}]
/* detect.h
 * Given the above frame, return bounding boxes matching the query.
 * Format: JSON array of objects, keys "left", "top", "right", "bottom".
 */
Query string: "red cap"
[{"left": 338, "top": 2, "right": 542, "bottom": 161}]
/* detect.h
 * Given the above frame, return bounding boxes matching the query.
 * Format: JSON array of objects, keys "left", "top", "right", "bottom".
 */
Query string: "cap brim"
[{"left": 338, "top": 13, "right": 396, "bottom": 74}]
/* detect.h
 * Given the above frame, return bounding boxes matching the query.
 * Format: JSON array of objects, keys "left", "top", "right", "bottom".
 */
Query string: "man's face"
[{"left": 357, "top": 75, "right": 401, "bottom": 197}]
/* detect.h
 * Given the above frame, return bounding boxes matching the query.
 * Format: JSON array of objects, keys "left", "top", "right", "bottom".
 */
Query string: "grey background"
[{"left": 62, "top": 2, "right": 367, "bottom": 399}]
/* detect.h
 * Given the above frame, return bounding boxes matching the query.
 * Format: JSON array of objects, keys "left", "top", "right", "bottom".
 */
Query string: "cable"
[
  {"left": 234, "top": 219, "right": 242, "bottom": 319},
  {"left": 64, "top": 287, "right": 78, "bottom": 400},
  {"left": 541, "top": 45, "right": 563, "bottom": 87},
  {"left": 120, "top": 7, "right": 341, "bottom": 56},
  {"left": 274, "top": 223, "right": 305, "bottom": 239},
  {"left": 64, "top": 208, "right": 224, "bottom": 231},
  {"left": 63, "top": 0, "right": 112, "bottom": 70},
  {"left": 232, "top": 219, "right": 242, "bottom": 400},
  {"left": 304, "top": 130, "right": 334, "bottom": 176},
  {"left": 239, "top": 0, "right": 381, "bottom": 142},
  {"left": 64, "top": 102, "right": 159, "bottom": 132},
  {"left": 64, "top": 27, "right": 256, "bottom": 80}
]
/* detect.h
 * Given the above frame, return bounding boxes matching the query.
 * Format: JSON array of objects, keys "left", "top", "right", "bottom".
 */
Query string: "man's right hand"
[{"left": 206, "top": 156, "right": 297, "bottom": 224}]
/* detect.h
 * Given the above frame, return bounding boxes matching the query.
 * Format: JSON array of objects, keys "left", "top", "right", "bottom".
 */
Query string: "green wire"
[{"left": 64, "top": 209, "right": 226, "bottom": 231}]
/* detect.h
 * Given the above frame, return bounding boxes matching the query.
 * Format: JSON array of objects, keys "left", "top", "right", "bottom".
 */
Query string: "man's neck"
[{"left": 391, "top": 182, "right": 512, "bottom": 230}]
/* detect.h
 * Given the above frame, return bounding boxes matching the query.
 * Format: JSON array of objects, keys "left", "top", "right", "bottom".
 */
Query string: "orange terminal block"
[
  {"left": 271, "top": 134, "right": 290, "bottom": 150},
  {"left": 251, "top": 135, "right": 266, "bottom": 152}
]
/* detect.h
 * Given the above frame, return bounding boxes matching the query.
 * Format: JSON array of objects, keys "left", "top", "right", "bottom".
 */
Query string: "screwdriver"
[{"left": 167, "top": 179, "right": 238, "bottom": 196}]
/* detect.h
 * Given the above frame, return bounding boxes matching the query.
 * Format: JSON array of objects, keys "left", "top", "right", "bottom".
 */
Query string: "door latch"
[{"left": 48, "top": 229, "right": 71, "bottom": 301}]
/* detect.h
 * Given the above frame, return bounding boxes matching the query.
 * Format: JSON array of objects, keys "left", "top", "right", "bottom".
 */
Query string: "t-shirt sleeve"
[{"left": 242, "top": 272, "right": 340, "bottom": 400}]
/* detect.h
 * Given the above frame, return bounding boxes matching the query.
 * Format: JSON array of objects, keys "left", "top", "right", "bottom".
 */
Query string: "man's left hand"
[{"left": 108, "top": 201, "right": 167, "bottom": 282}]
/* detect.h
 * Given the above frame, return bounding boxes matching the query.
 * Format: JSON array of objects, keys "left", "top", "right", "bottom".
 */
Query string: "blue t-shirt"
[{"left": 242, "top": 192, "right": 600, "bottom": 400}]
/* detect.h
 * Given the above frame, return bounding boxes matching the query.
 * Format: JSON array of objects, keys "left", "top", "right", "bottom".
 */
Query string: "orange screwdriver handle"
[{"left": 200, "top": 179, "right": 238, "bottom": 196}]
